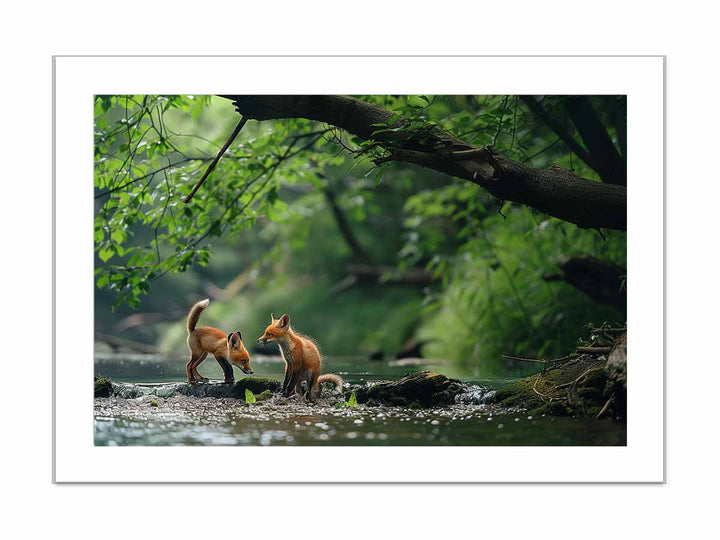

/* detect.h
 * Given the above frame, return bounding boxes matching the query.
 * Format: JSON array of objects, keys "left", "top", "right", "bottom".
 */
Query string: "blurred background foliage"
[{"left": 94, "top": 95, "right": 625, "bottom": 377}]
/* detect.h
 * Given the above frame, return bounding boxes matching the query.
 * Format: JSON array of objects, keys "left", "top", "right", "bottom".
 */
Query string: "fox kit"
[
  {"left": 257, "top": 313, "right": 342, "bottom": 401},
  {"left": 185, "top": 299, "right": 253, "bottom": 384}
]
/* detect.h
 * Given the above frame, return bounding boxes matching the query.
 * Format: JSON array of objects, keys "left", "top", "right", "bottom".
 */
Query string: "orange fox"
[
  {"left": 257, "top": 313, "right": 343, "bottom": 401},
  {"left": 185, "top": 299, "right": 253, "bottom": 384}
]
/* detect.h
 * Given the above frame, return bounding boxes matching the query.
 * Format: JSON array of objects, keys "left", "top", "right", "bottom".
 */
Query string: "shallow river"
[{"left": 94, "top": 353, "right": 626, "bottom": 446}]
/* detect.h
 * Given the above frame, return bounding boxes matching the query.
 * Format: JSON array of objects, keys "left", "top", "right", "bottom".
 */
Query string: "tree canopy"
[{"left": 94, "top": 94, "right": 626, "bottom": 373}]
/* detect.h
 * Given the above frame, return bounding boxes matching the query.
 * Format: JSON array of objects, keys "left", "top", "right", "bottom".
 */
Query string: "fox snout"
[
  {"left": 240, "top": 366, "right": 254, "bottom": 375},
  {"left": 257, "top": 336, "right": 268, "bottom": 345}
]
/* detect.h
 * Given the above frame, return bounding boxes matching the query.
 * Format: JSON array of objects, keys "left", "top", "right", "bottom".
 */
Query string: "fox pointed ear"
[
  {"left": 228, "top": 332, "right": 240, "bottom": 349},
  {"left": 236, "top": 331, "right": 243, "bottom": 342},
  {"left": 270, "top": 312, "right": 277, "bottom": 322},
  {"left": 278, "top": 314, "right": 290, "bottom": 328}
]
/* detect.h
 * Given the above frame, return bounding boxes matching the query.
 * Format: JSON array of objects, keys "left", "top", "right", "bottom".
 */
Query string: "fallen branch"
[
  {"left": 589, "top": 327, "right": 627, "bottom": 335},
  {"left": 595, "top": 393, "right": 615, "bottom": 419},
  {"left": 501, "top": 354, "right": 574, "bottom": 364}
]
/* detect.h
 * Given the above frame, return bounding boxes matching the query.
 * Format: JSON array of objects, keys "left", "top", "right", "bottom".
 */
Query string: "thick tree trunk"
[{"left": 220, "top": 95, "right": 627, "bottom": 231}]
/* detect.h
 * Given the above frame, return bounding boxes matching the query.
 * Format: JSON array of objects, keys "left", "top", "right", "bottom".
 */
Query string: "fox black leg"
[
  {"left": 216, "top": 356, "right": 234, "bottom": 384},
  {"left": 305, "top": 373, "right": 318, "bottom": 402},
  {"left": 284, "top": 371, "right": 300, "bottom": 397},
  {"left": 281, "top": 364, "right": 293, "bottom": 394}
]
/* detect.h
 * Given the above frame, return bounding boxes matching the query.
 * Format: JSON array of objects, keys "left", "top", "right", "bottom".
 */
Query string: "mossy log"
[
  {"left": 490, "top": 345, "right": 627, "bottom": 420},
  {"left": 349, "top": 370, "right": 468, "bottom": 407}
]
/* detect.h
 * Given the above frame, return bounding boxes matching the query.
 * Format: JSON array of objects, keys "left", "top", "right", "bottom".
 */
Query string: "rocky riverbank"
[
  {"left": 96, "top": 331, "right": 627, "bottom": 421},
  {"left": 97, "top": 370, "right": 496, "bottom": 408}
]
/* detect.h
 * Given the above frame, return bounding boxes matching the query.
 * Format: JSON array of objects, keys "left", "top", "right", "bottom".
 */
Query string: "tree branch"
[
  {"left": 220, "top": 95, "right": 627, "bottom": 230},
  {"left": 322, "top": 185, "right": 374, "bottom": 265},
  {"left": 183, "top": 116, "right": 248, "bottom": 203},
  {"left": 346, "top": 264, "right": 436, "bottom": 284}
]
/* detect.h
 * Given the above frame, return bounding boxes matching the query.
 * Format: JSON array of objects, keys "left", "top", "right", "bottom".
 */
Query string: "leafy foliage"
[
  {"left": 95, "top": 94, "right": 626, "bottom": 376},
  {"left": 94, "top": 95, "right": 339, "bottom": 307}
]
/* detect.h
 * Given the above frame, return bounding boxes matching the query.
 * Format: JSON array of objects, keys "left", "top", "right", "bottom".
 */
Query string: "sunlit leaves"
[{"left": 95, "top": 95, "right": 331, "bottom": 308}]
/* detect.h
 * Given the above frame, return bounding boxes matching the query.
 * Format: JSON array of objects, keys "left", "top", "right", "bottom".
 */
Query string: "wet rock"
[
  {"left": 351, "top": 371, "right": 471, "bottom": 407},
  {"left": 112, "top": 382, "right": 154, "bottom": 398},
  {"left": 454, "top": 385, "right": 496, "bottom": 405},
  {"left": 174, "top": 378, "right": 281, "bottom": 399}
]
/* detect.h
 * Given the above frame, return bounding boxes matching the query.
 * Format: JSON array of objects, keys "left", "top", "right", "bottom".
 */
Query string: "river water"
[{"left": 94, "top": 353, "right": 626, "bottom": 446}]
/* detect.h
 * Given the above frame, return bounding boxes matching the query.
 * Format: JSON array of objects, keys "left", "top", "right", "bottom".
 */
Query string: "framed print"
[{"left": 53, "top": 55, "right": 664, "bottom": 483}]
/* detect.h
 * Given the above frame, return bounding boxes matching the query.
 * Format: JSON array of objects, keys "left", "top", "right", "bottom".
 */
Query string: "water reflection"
[{"left": 94, "top": 393, "right": 626, "bottom": 446}]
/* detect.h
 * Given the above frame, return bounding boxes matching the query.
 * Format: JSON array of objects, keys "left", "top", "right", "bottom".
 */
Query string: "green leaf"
[
  {"left": 374, "top": 169, "right": 384, "bottom": 186},
  {"left": 345, "top": 391, "right": 358, "bottom": 408},
  {"left": 111, "top": 229, "right": 126, "bottom": 244},
  {"left": 98, "top": 246, "right": 114, "bottom": 262},
  {"left": 245, "top": 389, "right": 256, "bottom": 404},
  {"left": 96, "top": 274, "right": 109, "bottom": 288}
]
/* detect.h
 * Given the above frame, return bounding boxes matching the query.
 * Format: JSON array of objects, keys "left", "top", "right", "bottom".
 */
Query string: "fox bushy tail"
[
  {"left": 318, "top": 373, "right": 344, "bottom": 393},
  {"left": 187, "top": 299, "right": 210, "bottom": 333}
]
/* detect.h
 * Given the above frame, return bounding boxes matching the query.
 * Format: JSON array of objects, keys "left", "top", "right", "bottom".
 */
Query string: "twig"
[
  {"left": 183, "top": 116, "right": 248, "bottom": 203},
  {"left": 501, "top": 354, "right": 573, "bottom": 364},
  {"left": 493, "top": 95, "right": 509, "bottom": 146},
  {"left": 555, "top": 366, "right": 597, "bottom": 389},
  {"left": 595, "top": 394, "right": 614, "bottom": 419},
  {"left": 532, "top": 373, "right": 561, "bottom": 401},
  {"left": 589, "top": 327, "right": 627, "bottom": 335},
  {"left": 509, "top": 96, "right": 519, "bottom": 153},
  {"left": 576, "top": 346, "right": 612, "bottom": 355},
  {"left": 502, "top": 354, "right": 546, "bottom": 364}
]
